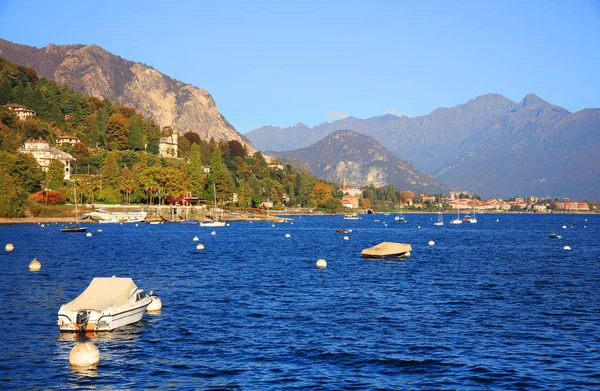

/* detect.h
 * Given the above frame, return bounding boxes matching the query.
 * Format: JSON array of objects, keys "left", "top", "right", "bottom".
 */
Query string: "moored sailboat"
[
  {"left": 61, "top": 181, "right": 87, "bottom": 232},
  {"left": 200, "top": 183, "right": 226, "bottom": 227}
]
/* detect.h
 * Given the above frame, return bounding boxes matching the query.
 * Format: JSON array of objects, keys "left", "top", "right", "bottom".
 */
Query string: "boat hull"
[
  {"left": 57, "top": 298, "right": 151, "bottom": 332},
  {"left": 200, "top": 221, "right": 226, "bottom": 227}
]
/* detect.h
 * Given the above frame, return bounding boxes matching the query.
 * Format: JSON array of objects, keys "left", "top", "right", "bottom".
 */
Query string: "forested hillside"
[{"left": 0, "top": 57, "right": 337, "bottom": 217}]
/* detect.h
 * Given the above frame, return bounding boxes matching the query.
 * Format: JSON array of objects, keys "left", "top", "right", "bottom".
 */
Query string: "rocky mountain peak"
[{"left": 0, "top": 39, "right": 253, "bottom": 152}]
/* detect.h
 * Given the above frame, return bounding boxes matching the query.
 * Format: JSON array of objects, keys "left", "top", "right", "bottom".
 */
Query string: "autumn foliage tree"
[
  {"left": 106, "top": 113, "right": 130, "bottom": 150},
  {"left": 29, "top": 190, "right": 66, "bottom": 205}
]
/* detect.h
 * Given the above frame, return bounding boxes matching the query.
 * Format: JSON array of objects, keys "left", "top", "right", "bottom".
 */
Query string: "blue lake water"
[{"left": 1, "top": 213, "right": 599, "bottom": 390}]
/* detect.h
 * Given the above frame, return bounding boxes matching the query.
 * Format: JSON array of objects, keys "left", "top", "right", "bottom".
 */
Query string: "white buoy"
[
  {"left": 226, "top": 223, "right": 230, "bottom": 226},
  {"left": 5, "top": 243, "right": 14, "bottom": 252},
  {"left": 41, "top": 224, "right": 45, "bottom": 228},
  {"left": 146, "top": 296, "right": 162, "bottom": 312},
  {"left": 384, "top": 224, "right": 387, "bottom": 227},
  {"left": 348, "top": 229, "right": 352, "bottom": 233},
  {"left": 563, "top": 245, "right": 571, "bottom": 251},
  {"left": 135, "top": 224, "right": 138, "bottom": 227},
  {"left": 86, "top": 232, "right": 92, "bottom": 237},
  {"left": 562, "top": 225, "right": 567, "bottom": 229},
  {"left": 291, "top": 222, "right": 294, "bottom": 225},
  {"left": 196, "top": 243, "right": 205, "bottom": 250},
  {"left": 193, "top": 236, "right": 199, "bottom": 242},
  {"left": 343, "top": 236, "right": 349, "bottom": 241},
  {"left": 428, "top": 240, "right": 435, "bottom": 246},
  {"left": 211, "top": 231, "right": 216, "bottom": 236},
  {"left": 316, "top": 259, "right": 327, "bottom": 269},
  {"left": 496, "top": 219, "right": 499, "bottom": 222},
  {"left": 285, "top": 234, "right": 291, "bottom": 238},
  {"left": 272, "top": 224, "right": 275, "bottom": 228},
  {"left": 418, "top": 226, "right": 421, "bottom": 229},
  {"left": 29, "top": 258, "right": 41, "bottom": 271},
  {"left": 69, "top": 342, "right": 100, "bottom": 367},
  {"left": 97, "top": 229, "right": 102, "bottom": 232}
]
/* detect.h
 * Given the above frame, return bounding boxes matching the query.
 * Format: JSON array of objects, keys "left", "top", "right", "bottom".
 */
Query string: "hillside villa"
[{"left": 19, "top": 138, "right": 75, "bottom": 180}]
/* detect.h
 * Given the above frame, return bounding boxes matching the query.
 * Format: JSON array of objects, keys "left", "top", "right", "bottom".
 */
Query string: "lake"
[{"left": 1, "top": 213, "right": 599, "bottom": 390}]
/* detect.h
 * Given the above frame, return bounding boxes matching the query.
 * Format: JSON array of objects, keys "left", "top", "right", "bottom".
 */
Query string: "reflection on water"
[{"left": 1, "top": 214, "right": 600, "bottom": 390}]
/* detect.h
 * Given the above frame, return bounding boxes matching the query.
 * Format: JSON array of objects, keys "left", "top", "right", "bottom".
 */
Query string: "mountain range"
[
  {"left": 0, "top": 39, "right": 253, "bottom": 151},
  {"left": 249, "top": 94, "right": 600, "bottom": 200},
  {"left": 276, "top": 130, "right": 449, "bottom": 194}
]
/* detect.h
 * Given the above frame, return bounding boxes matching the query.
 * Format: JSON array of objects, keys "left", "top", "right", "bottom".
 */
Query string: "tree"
[
  {"left": 0, "top": 169, "right": 27, "bottom": 217},
  {"left": 187, "top": 143, "right": 203, "bottom": 196},
  {"left": 361, "top": 198, "right": 371, "bottom": 209},
  {"left": 313, "top": 182, "right": 332, "bottom": 205},
  {"left": 100, "top": 152, "right": 120, "bottom": 188},
  {"left": 106, "top": 113, "right": 129, "bottom": 150},
  {"left": 4, "top": 152, "right": 45, "bottom": 194},
  {"left": 127, "top": 115, "right": 145, "bottom": 150},
  {"left": 47, "top": 159, "right": 65, "bottom": 189}
]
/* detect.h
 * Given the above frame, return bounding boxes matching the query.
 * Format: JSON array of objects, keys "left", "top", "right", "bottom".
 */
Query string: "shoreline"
[{"left": 0, "top": 211, "right": 595, "bottom": 225}]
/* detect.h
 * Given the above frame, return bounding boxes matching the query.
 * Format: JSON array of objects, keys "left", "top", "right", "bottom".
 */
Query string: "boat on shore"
[
  {"left": 57, "top": 276, "right": 152, "bottom": 332},
  {"left": 89, "top": 208, "right": 147, "bottom": 223},
  {"left": 181, "top": 219, "right": 199, "bottom": 224}
]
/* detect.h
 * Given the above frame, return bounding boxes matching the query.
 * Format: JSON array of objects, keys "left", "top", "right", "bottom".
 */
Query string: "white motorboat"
[
  {"left": 200, "top": 220, "right": 226, "bottom": 227},
  {"left": 343, "top": 213, "right": 361, "bottom": 220},
  {"left": 57, "top": 277, "right": 152, "bottom": 332}
]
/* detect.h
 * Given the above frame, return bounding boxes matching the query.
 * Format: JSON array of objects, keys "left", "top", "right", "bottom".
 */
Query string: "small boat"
[
  {"left": 201, "top": 183, "right": 226, "bottom": 227},
  {"left": 343, "top": 213, "right": 361, "bottom": 220},
  {"left": 181, "top": 219, "right": 199, "bottom": 224},
  {"left": 468, "top": 208, "right": 477, "bottom": 223},
  {"left": 450, "top": 206, "right": 462, "bottom": 225},
  {"left": 361, "top": 242, "right": 412, "bottom": 259},
  {"left": 61, "top": 224, "right": 87, "bottom": 233},
  {"left": 394, "top": 206, "right": 407, "bottom": 223},
  {"left": 200, "top": 220, "right": 226, "bottom": 227},
  {"left": 549, "top": 233, "right": 562, "bottom": 239},
  {"left": 98, "top": 218, "right": 119, "bottom": 224},
  {"left": 434, "top": 198, "right": 444, "bottom": 226},
  {"left": 57, "top": 276, "right": 152, "bottom": 332},
  {"left": 336, "top": 229, "right": 350, "bottom": 233},
  {"left": 61, "top": 181, "right": 87, "bottom": 233}
]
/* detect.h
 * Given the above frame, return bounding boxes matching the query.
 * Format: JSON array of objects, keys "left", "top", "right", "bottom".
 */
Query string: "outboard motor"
[{"left": 76, "top": 310, "right": 90, "bottom": 332}]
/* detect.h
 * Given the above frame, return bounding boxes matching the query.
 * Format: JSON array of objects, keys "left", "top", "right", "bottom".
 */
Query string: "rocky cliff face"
[
  {"left": 0, "top": 39, "right": 253, "bottom": 151},
  {"left": 276, "top": 130, "right": 449, "bottom": 194}
]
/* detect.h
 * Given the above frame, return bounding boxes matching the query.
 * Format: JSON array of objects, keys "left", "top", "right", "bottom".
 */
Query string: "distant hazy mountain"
[
  {"left": 248, "top": 94, "right": 600, "bottom": 199},
  {"left": 276, "top": 130, "right": 449, "bottom": 194},
  {"left": 0, "top": 39, "right": 253, "bottom": 151}
]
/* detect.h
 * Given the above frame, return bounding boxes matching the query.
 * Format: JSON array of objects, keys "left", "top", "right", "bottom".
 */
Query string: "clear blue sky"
[{"left": 1, "top": 0, "right": 599, "bottom": 133}]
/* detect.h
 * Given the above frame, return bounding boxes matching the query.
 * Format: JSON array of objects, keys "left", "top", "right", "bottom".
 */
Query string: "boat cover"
[
  {"left": 62, "top": 277, "right": 137, "bottom": 311},
  {"left": 361, "top": 242, "right": 412, "bottom": 257}
]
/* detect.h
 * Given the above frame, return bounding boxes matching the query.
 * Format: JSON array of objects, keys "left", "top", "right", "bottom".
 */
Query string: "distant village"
[{"left": 7, "top": 102, "right": 596, "bottom": 214}]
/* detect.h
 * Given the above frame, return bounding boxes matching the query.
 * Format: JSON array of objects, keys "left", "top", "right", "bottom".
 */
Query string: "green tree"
[
  {"left": 188, "top": 143, "right": 203, "bottom": 196},
  {"left": 5, "top": 152, "right": 45, "bottom": 194},
  {"left": 106, "top": 113, "right": 129, "bottom": 150},
  {"left": 127, "top": 115, "right": 145, "bottom": 150},
  {"left": 0, "top": 169, "right": 27, "bottom": 217},
  {"left": 47, "top": 159, "right": 65, "bottom": 189},
  {"left": 100, "top": 152, "right": 121, "bottom": 188}
]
